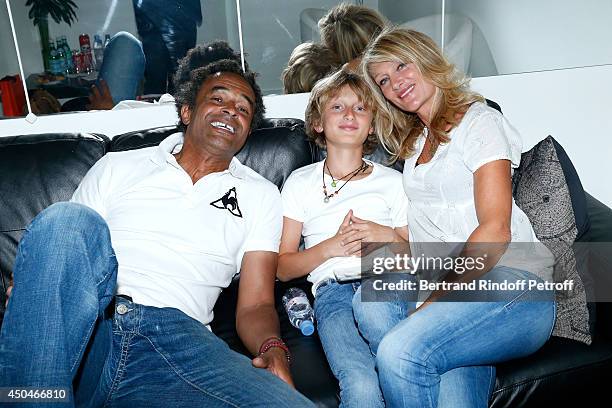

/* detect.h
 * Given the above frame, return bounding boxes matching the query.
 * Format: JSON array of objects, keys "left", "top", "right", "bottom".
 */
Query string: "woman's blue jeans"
[
  {"left": 354, "top": 267, "right": 556, "bottom": 408},
  {"left": 0, "top": 202, "right": 314, "bottom": 408}
]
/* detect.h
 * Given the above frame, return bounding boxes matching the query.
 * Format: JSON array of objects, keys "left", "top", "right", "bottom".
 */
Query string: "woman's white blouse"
[{"left": 403, "top": 102, "right": 538, "bottom": 244}]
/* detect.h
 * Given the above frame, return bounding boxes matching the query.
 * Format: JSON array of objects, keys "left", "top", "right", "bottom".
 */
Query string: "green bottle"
[
  {"left": 61, "top": 37, "right": 74, "bottom": 73},
  {"left": 48, "top": 41, "right": 62, "bottom": 75}
]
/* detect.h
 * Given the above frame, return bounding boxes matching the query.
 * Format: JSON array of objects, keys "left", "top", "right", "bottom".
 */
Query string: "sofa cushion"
[
  {"left": 512, "top": 135, "right": 593, "bottom": 344},
  {"left": 0, "top": 133, "right": 109, "bottom": 318}
]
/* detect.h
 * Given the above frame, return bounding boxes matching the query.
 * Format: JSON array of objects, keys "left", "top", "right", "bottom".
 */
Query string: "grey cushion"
[{"left": 512, "top": 136, "right": 593, "bottom": 344}]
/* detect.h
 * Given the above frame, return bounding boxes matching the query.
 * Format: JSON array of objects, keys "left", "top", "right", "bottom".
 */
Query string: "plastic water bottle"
[{"left": 282, "top": 288, "right": 315, "bottom": 336}]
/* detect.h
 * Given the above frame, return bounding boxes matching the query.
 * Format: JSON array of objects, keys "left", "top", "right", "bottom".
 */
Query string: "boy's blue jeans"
[
  {"left": 0, "top": 202, "right": 313, "bottom": 408},
  {"left": 314, "top": 280, "right": 386, "bottom": 408}
]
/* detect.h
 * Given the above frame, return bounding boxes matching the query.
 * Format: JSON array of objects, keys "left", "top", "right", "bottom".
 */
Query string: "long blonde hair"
[{"left": 361, "top": 27, "right": 484, "bottom": 162}]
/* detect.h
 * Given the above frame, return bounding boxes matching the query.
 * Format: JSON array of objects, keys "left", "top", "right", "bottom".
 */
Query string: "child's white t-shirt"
[{"left": 281, "top": 160, "right": 408, "bottom": 292}]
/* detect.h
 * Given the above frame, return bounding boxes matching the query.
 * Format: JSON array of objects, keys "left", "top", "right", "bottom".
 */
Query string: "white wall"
[
  {"left": 378, "top": 0, "right": 441, "bottom": 23},
  {"left": 446, "top": 0, "right": 612, "bottom": 75}
]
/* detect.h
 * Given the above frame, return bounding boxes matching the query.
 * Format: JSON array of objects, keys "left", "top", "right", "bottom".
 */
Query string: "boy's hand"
[
  {"left": 342, "top": 213, "right": 400, "bottom": 244},
  {"left": 321, "top": 210, "right": 362, "bottom": 258}
]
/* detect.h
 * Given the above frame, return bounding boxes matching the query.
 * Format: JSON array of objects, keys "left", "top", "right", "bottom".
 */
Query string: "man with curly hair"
[{"left": 0, "top": 42, "right": 314, "bottom": 408}]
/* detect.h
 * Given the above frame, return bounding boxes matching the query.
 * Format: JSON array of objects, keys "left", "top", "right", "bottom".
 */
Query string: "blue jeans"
[
  {"left": 366, "top": 266, "right": 555, "bottom": 408},
  {"left": 132, "top": 0, "right": 198, "bottom": 94},
  {"left": 353, "top": 278, "right": 494, "bottom": 408},
  {"left": 0, "top": 202, "right": 313, "bottom": 408},
  {"left": 98, "top": 31, "right": 146, "bottom": 104},
  {"left": 314, "top": 280, "right": 384, "bottom": 408}
]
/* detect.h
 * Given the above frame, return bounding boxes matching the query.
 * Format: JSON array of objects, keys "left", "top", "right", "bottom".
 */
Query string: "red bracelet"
[{"left": 258, "top": 336, "right": 292, "bottom": 365}]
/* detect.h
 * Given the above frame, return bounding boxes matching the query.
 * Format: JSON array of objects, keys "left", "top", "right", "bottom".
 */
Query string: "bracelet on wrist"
[{"left": 258, "top": 336, "right": 292, "bottom": 365}]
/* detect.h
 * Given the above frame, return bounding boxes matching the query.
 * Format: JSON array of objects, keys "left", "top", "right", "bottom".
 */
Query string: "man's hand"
[
  {"left": 87, "top": 79, "right": 115, "bottom": 110},
  {"left": 252, "top": 347, "right": 294, "bottom": 387}
]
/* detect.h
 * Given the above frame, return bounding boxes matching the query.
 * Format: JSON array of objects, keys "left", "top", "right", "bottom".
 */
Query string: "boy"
[{"left": 277, "top": 67, "right": 409, "bottom": 408}]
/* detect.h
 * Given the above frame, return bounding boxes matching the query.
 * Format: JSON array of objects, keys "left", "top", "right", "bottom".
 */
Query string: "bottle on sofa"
[{"left": 282, "top": 287, "right": 315, "bottom": 336}]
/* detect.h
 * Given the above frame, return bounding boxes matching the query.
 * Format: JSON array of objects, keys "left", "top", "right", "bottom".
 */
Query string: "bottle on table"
[
  {"left": 72, "top": 50, "right": 82, "bottom": 74},
  {"left": 104, "top": 34, "right": 111, "bottom": 49},
  {"left": 79, "top": 33, "right": 94, "bottom": 74},
  {"left": 282, "top": 287, "right": 315, "bottom": 336},
  {"left": 60, "top": 36, "right": 74, "bottom": 74},
  {"left": 54, "top": 37, "right": 67, "bottom": 74},
  {"left": 48, "top": 41, "right": 63, "bottom": 76},
  {"left": 93, "top": 34, "right": 104, "bottom": 69}
]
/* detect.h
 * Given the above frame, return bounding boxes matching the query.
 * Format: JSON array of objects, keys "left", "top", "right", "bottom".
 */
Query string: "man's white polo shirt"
[{"left": 71, "top": 132, "right": 282, "bottom": 326}]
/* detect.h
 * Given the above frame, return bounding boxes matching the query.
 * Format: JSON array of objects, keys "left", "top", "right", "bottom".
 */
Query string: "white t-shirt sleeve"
[
  {"left": 70, "top": 154, "right": 113, "bottom": 219},
  {"left": 390, "top": 180, "right": 409, "bottom": 228},
  {"left": 280, "top": 172, "right": 306, "bottom": 222},
  {"left": 242, "top": 183, "right": 283, "bottom": 255},
  {"left": 463, "top": 111, "right": 522, "bottom": 173}
]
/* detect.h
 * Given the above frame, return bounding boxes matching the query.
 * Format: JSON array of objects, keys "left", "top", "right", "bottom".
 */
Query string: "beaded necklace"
[{"left": 322, "top": 159, "right": 369, "bottom": 203}]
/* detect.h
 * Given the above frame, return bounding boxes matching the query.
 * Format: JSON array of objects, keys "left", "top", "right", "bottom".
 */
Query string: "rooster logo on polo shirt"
[{"left": 210, "top": 187, "right": 242, "bottom": 218}]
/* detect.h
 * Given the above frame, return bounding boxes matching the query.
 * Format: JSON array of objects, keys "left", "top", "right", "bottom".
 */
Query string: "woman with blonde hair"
[{"left": 359, "top": 27, "right": 557, "bottom": 407}]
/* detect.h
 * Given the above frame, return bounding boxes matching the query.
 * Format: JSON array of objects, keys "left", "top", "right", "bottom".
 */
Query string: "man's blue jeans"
[
  {"left": 0, "top": 202, "right": 314, "bottom": 408},
  {"left": 98, "top": 31, "right": 146, "bottom": 104},
  {"left": 355, "top": 267, "right": 555, "bottom": 408}
]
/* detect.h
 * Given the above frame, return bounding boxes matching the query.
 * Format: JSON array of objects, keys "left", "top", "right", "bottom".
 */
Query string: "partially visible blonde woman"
[{"left": 318, "top": 3, "right": 387, "bottom": 64}]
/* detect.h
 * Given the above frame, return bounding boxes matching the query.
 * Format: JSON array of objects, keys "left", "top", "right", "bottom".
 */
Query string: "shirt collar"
[{"left": 150, "top": 132, "right": 246, "bottom": 179}]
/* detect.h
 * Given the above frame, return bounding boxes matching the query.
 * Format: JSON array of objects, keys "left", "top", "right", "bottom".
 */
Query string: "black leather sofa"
[{"left": 1, "top": 119, "right": 611, "bottom": 407}]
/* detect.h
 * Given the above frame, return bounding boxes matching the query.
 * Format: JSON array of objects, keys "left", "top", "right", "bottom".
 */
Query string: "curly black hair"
[
  {"left": 173, "top": 42, "right": 264, "bottom": 132},
  {"left": 173, "top": 41, "right": 248, "bottom": 87}
]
